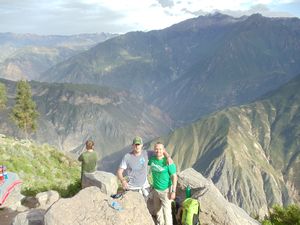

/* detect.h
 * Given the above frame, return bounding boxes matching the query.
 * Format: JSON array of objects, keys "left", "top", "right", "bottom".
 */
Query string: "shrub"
[{"left": 262, "top": 204, "right": 300, "bottom": 225}]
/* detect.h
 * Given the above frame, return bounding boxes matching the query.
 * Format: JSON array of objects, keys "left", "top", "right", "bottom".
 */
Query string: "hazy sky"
[{"left": 0, "top": 0, "right": 300, "bottom": 35}]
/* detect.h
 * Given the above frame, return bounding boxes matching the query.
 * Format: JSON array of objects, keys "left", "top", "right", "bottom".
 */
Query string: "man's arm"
[
  {"left": 163, "top": 148, "right": 173, "bottom": 165},
  {"left": 78, "top": 153, "right": 83, "bottom": 162},
  {"left": 116, "top": 168, "right": 128, "bottom": 190}
]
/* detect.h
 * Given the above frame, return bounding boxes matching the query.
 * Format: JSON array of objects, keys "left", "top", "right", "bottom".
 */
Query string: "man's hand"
[
  {"left": 166, "top": 156, "right": 173, "bottom": 165},
  {"left": 169, "top": 191, "right": 176, "bottom": 200},
  {"left": 121, "top": 179, "right": 129, "bottom": 190},
  {"left": 117, "top": 168, "right": 128, "bottom": 190},
  {"left": 163, "top": 148, "right": 174, "bottom": 165}
]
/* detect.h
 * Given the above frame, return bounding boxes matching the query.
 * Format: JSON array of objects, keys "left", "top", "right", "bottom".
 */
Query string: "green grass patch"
[{"left": 0, "top": 135, "right": 81, "bottom": 197}]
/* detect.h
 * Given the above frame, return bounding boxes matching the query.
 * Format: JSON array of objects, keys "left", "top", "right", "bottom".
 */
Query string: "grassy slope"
[{"left": 0, "top": 134, "right": 81, "bottom": 197}]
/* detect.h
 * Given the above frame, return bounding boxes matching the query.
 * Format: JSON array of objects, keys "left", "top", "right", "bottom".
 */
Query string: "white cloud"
[
  {"left": 96, "top": 0, "right": 300, "bottom": 31},
  {"left": 0, "top": 0, "right": 299, "bottom": 34}
]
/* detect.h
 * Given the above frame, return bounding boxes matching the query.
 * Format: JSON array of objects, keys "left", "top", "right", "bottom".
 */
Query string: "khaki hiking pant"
[{"left": 153, "top": 188, "right": 173, "bottom": 225}]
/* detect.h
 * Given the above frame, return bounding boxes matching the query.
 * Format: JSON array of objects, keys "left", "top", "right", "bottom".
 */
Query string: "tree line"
[{"left": 0, "top": 80, "right": 39, "bottom": 139}]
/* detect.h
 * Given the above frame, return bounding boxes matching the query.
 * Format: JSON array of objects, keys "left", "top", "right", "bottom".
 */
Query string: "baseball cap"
[{"left": 132, "top": 136, "right": 143, "bottom": 145}]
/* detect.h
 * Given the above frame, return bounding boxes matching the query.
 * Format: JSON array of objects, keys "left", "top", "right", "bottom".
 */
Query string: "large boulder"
[
  {"left": 44, "top": 186, "right": 155, "bottom": 225},
  {"left": 82, "top": 171, "right": 118, "bottom": 196},
  {"left": 177, "top": 168, "right": 260, "bottom": 225},
  {"left": 11, "top": 191, "right": 59, "bottom": 225}
]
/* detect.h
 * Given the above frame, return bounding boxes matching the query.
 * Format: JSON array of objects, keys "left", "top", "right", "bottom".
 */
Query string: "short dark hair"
[
  {"left": 154, "top": 142, "right": 164, "bottom": 148},
  {"left": 86, "top": 140, "right": 94, "bottom": 150}
]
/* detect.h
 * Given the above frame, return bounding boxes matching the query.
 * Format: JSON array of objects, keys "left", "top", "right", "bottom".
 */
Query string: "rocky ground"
[{"left": 0, "top": 207, "right": 18, "bottom": 225}]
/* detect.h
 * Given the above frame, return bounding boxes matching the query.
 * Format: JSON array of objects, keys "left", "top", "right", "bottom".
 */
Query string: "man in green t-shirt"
[
  {"left": 78, "top": 140, "right": 98, "bottom": 187},
  {"left": 148, "top": 142, "right": 177, "bottom": 225}
]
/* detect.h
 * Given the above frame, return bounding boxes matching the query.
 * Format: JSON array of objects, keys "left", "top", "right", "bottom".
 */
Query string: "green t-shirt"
[
  {"left": 148, "top": 156, "right": 176, "bottom": 191},
  {"left": 78, "top": 151, "right": 98, "bottom": 173}
]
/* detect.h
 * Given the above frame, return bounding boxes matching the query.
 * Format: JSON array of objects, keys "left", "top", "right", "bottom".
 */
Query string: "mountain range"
[{"left": 40, "top": 13, "right": 300, "bottom": 124}]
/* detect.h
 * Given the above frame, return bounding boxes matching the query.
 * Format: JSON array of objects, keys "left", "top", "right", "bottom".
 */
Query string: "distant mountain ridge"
[
  {"left": 0, "top": 32, "right": 118, "bottom": 81},
  {"left": 145, "top": 74, "right": 300, "bottom": 217},
  {"left": 41, "top": 13, "right": 300, "bottom": 124},
  {"left": 0, "top": 32, "right": 116, "bottom": 47}
]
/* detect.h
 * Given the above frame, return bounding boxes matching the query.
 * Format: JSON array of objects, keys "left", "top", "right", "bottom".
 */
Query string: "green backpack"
[{"left": 181, "top": 198, "right": 200, "bottom": 225}]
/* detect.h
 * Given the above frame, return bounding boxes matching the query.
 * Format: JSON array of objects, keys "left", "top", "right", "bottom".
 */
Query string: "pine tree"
[
  {"left": 11, "top": 80, "right": 39, "bottom": 138},
  {"left": 0, "top": 82, "right": 7, "bottom": 110}
]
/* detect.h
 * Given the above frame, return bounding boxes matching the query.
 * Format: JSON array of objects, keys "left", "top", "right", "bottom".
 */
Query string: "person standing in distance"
[{"left": 78, "top": 140, "right": 98, "bottom": 187}]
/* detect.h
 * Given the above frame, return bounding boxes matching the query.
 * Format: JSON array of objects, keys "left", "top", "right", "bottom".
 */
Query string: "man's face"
[
  {"left": 154, "top": 144, "right": 164, "bottom": 158},
  {"left": 132, "top": 143, "right": 143, "bottom": 153}
]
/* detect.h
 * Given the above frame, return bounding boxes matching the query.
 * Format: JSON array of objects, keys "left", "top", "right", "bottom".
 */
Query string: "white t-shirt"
[{"left": 119, "top": 150, "right": 152, "bottom": 189}]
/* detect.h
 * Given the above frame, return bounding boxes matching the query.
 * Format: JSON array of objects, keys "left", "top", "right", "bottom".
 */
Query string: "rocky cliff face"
[{"left": 0, "top": 79, "right": 173, "bottom": 159}]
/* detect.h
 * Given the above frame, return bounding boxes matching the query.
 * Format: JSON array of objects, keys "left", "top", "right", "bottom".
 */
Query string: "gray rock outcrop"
[
  {"left": 44, "top": 186, "right": 155, "bottom": 225},
  {"left": 12, "top": 209, "right": 45, "bottom": 225},
  {"left": 36, "top": 190, "right": 60, "bottom": 209},
  {"left": 82, "top": 171, "right": 118, "bottom": 196},
  {"left": 13, "top": 190, "right": 59, "bottom": 225},
  {"left": 177, "top": 168, "right": 260, "bottom": 225}
]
